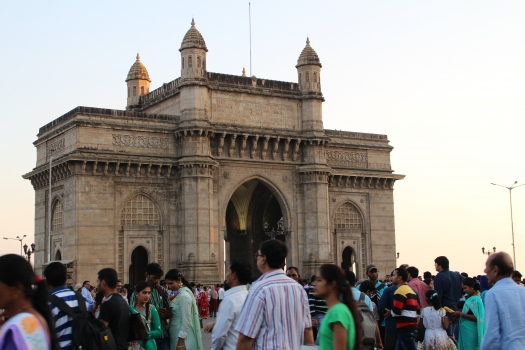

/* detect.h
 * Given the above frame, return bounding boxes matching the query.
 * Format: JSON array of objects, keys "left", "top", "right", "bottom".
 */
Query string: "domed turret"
[
  {"left": 126, "top": 54, "right": 151, "bottom": 109},
  {"left": 296, "top": 38, "right": 322, "bottom": 93},
  {"left": 179, "top": 19, "right": 207, "bottom": 80}
]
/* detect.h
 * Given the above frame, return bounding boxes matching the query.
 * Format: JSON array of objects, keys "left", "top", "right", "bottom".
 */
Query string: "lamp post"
[
  {"left": 482, "top": 246, "right": 496, "bottom": 257},
  {"left": 491, "top": 181, "right": 524, "bottom": 269},
  {"left": 24, "top": 243, "right": 36, "bottom": 262},
  {"left": 263, "top": 217, "right": 289, "bottom": 240},
  {"left": 396, "top": 252, "right": 400, "bottom": 259},
  {"left": 3, "top": 235, "right": 26, "bottom": 255}
]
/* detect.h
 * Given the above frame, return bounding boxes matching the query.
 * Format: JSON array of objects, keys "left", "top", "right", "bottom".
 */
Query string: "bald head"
[{"left": 485, "top": 252, "right": 514, "bottom": 284}]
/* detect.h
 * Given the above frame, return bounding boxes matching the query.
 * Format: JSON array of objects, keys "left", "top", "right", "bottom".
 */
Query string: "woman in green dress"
[
  {"left": 452, "top": 278, "right": 485, "bottom": 350},
  {"left": 129, "top": 281, "right": 163, "bottom": 350},
  {"left": 313, "top": 264, "right": 363, "bottom": 350},
  {"left": 165, "top": 269, "right": 203, "bottom": 350}
]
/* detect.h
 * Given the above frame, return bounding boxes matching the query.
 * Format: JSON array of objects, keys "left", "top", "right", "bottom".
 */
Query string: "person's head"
[
  {"left": 43, "top": 262, "right": 67, "bottom": 288},
  {"left": 512, "top": 271, "right": 522, "bottom": 284},
  {"left": 116, "top": 280, "right": 123, "bottom": 293},
  {"left": 256, "top": 239, "right": 288, "bottom": 273},
  {"left": 423, "top": 271, "right": 432, "bottom": 280},
  {"left": 423, "top": 278, "right": 434, "bottom": 289},
  {"left": 462, "top": 277, "right": 480, "bottom": 297},
  {"left": 97, "top": 268, "right": 118, "bottom": 296},
  {"left": 426, "top": 289, "right": 441, "bottom": 311},
  {"left": 460, "top": 272, "right": 469, "bottom": 278},
  {"left": 189, "top": 282, "right": 196, "bottom": 291},
  {"left": 286, "top": 266, "right": 300, "bottom": 282},
  {"left": 0, "top": 254, "right": 59, "bottom": 350},
  {"left": 434, "top": 256, "right": 449, "bottom": 271},
  {"left": 406, "top": 266, "right": 419, "bottom": 281},
  {"left": 385, "top": 275, "right": 392, "bottom": 282},
  {"left": 484, "top": 252, "right": 514, "bottom": 285},
  {"left": 165, "top": 269, "right": 190, "bottom": 292},
  {"left": 313, "top": 264, "right": 363, "bottom": 348},
  {"left": 134, "top": 281, "right": 152, "bottom": 305},
  {"left": 345, "top": 270, "right": 357, "bottom": 287},
  {"left": 366, "top": 264, "right": 378, "bottom": 282},
  {"left": 393, "top": 267, "right": 408, "bottom": 286},
  {"left": 160, "top": 280, "right": 167, "bottom": 288},
  {"left": 82, "top": 280, "right": 91, "bottom": 289},
  {"left": 145, "top": 263, "right": 163, "bottom": 286},
  {"left": 359, "top": 280, "right": 375, "bottom": 297},
  {"left": 227, "top": 259, "right": 252, "bottom": 288},
  {"left": 73, "top": 283, "right": 82, "bottom": 292}
]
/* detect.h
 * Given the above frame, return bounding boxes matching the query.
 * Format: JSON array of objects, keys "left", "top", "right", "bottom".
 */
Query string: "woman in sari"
[
  {"left": 129, "top": 281, "right": 162, "bottom": 350},
  {"left": 452, "top": 278, "right": 485, "bottom": 350},
  {"left": 165, "top": 269, "right": 203, "bottom": 350},
  {"left": 0, "top": 254, "right": 57, "bottom": 350},
  {"left": 199, "top": 287, "right": 209, "bottom": 319}
]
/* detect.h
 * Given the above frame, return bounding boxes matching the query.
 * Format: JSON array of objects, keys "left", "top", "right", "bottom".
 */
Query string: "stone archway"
[
  {"left": 225, "top": 179, "right": 285, "bottom": 279},
  {"left": 129, "top": 246, "right": 148, "bottom": 286},
  {"left": 55, "top": 250, "right": 62, "bottom": 261}
]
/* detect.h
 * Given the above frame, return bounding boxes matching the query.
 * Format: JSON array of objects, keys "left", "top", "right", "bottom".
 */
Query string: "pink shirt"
[{"left": 408, "top": 278, "right": 429, "bottom": 308}]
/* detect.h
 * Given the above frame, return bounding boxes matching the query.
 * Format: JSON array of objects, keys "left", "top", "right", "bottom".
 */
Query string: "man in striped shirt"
[
  {"left": 386, "top": 267, "right": 419, "bottom": 350},
  {"left": 235, "top": 239, "right": 314, "bottom": 349},
  {"left": 44, "top": 262, "right": 82, "bottom": 350}
]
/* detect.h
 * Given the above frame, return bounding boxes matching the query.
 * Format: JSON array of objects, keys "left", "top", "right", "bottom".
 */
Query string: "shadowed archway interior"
[
  {"left": 225, "top": 180, "right": 284, "bottom": 279},
  {"left": 129, "top": 246, "right": 148, "bottom": 286}
]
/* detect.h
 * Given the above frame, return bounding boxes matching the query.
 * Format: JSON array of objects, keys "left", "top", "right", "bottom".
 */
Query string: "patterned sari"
[
  {"left": 457, "top": 295, "right": 485, "bottom": 350},
  {"left": 0, "top": 312, "right": 50, "bottom": 350},
  {"left": 199, "top": 291, "right": 209, "bottom": 319}
]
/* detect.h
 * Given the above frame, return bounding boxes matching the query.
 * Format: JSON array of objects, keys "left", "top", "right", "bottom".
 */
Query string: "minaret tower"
[
  {"left": 296, "top": 38, "right": 324, "bottom": 132},
  {"left": 125, "top": 54, "right": 151, "bottom": 109}
]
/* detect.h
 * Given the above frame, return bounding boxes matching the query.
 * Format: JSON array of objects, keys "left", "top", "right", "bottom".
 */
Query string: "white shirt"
[
  {"left": 218, "top": 288, "right": 225, "bottom": 300},
  {"left": 211, "top": 285, "right": 248, "bottom": 350}
]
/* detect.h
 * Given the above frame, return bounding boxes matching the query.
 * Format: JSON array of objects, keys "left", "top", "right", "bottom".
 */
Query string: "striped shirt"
[
  {"left": 234, "top": 269, "right": 312, "bottom": 349},
  {"left": 308, "top": 290, "right": 328, "bottom": 315},
  {"left": 49, "top": 286, "right": 80, "bottom": 350},
  {"left": 392, "top": 284, "right": 420, "bottom": 332}
]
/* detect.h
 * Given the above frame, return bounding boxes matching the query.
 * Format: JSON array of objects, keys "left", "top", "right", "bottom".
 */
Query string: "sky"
[{"left": 1, "top": 1, "right": 524, "bottom": 276}]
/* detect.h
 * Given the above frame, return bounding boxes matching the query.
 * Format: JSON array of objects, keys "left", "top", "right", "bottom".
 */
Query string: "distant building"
[{"left": 23, "top": 20, "right": 404, "bottom": 285}]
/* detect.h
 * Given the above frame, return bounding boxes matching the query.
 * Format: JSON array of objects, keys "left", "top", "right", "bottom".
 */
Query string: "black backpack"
[
  {"left": 50, "top": 293, "right": 117, "bottom": 350},
  {"left": 357, "top": 293, "right": 377, "bottom": 350},
  {"left": 370, "top": 283, "right": 385, "bottom": 322}
]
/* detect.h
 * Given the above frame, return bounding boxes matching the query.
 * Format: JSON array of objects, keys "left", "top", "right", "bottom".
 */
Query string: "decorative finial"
[
  {"left": 191, "top": 18, "right": 195, "bottom": 26},
  {"left": 242, "top": 67, "right": 247, "bottom": 77},
  {"left": 136, "top": 53, "right": 140, "bottom": 60},
  {"left": 306, "top": 37, "right": 310, "bottom": 45}
]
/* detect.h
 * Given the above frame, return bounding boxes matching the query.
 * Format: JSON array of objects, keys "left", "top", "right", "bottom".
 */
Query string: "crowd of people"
[{"left": 0, "top": 243, "right": 525, "bottom": 350}]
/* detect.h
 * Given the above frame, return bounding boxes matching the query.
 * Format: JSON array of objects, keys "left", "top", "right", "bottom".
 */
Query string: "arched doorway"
[
  {"left": 225, "top": 180, "right": 285, "bottom": 279},
  {"left": 341, "top": 246, "right": 357, "bottom": 274},
  {"left": 55, "top": 250, "right": 62, "bottom": 261},
  {"left": 129, "top": 246, "right": 148, "bottom": 286}
]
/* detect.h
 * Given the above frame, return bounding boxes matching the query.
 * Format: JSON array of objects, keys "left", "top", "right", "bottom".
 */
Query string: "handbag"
[{"left": 128, "top": 313, "right": 149, "bottom": 342}]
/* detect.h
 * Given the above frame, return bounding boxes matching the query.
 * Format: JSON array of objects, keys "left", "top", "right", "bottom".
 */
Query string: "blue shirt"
[
  {"left": 81, "top": 286, "right": 95, "bottom": 311},
  {"left": 433, "top": 269, "right": 464, "bottom": 310},
  {"left": 49, "top": 286, "right": 81, "bottom": 350},
  {"left": 378, "top": 285, "right": 398, "bottom": 335},
  {"left": 481, "top": 277, "right": 525, "bottom": 350}
]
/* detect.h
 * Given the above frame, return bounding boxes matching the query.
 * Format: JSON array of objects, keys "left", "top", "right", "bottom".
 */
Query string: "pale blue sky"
[{"left": 1, "top": 1, "right": 524, "bottom": 275}]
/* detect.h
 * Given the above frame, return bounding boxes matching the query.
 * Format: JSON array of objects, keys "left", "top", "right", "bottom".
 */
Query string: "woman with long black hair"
[
  {"left": 129, "top": 281, "right": 162, "bottom": 350},
  {"left": 0, "top": 254, "right": 58, "bottom": 350},
  {"left": 313, "top": 263, "right": 363, "bottom": 350}
]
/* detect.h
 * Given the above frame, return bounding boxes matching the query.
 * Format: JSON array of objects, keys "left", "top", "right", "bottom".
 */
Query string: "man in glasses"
[{"left": 235, "top": 239, "right": 314, "bottom": 349}]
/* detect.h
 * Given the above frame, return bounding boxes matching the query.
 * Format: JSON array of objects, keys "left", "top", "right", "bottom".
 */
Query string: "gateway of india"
[{"left": 23, "top": 20, "right": 404, "bottom": 286}]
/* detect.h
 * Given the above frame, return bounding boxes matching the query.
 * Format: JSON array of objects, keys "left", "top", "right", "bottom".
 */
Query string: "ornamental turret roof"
[
  {"left": 179, "top": 19, "right": 208, "bottom": 52},
  {"left": 296, "top": 37, "right": 322, "bottom": 68},
  {"left": 126, "top": 54, "right": 151, "bottom": 82}
]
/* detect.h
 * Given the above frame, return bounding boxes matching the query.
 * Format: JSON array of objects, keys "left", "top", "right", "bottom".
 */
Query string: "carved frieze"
[
  {"left": 112, "top": 134, "right": 168, "bottom": 149},
  {"left": 326, "top": 151, "right": 367, "bottom": 168},
  {"left": 47, "top": 138, "right": 65, "bottom": 159}
]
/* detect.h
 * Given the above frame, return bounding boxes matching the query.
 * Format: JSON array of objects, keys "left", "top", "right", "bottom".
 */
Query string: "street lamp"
[
  {"left": 396, "top": 252, "right": 400, "bottom": 259},
  {"left": 263, "top": 217, "right": 289, "bottom": 239},
  {"left": 491, "top": 181, "right": 524, "bottom": 269},
  {"left": 3, "top": 235, "right": 26, "bottom": 255},
  {"left": 24, "top": 243, "right": 36, "bottom": 262},
  {"left": 482, "top": 246, "right": 496, "bottom": 256}
]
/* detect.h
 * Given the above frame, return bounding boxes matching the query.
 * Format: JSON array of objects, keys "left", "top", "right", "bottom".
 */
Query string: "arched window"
[
  {"left": 335, "top": 202, "right": 362, "bottom": 230},
  {"left": 128, "top": 87, "right": 130, "bottom": 97},
  {"left": 52, "top": 200, "right": 63, "bottom": 230},
  {"left": 313, "top": 72, "right": 317, "bottom": 83},
  {"left": 182, "top": 57, "right": 185, "bottom": 69},
  {"left": 203, "top": 58, "right": 206, "bottom": 70},
  {"left": 55, "top": 250, "right": 62, "bottom": 261},
  {"left": 197, "top": 56, "right": 201, "bottom": 68},
  {"left": 188, "top": 55, "right": 193, "bottom": 68},
  {"left": 141, "top": 86, "right": 144, "bottom": 95},
  {"left": 121, "top": 195, "right": 160, "bottom": 226},
  {"left": 133, "top": 86, "right": 137, "bottom": 96},
  {"left": 306, "top": 72, "right": 310, "bottom": 83}
]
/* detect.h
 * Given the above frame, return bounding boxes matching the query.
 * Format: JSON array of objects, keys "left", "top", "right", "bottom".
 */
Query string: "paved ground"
[{"left": 201, "top": 317, "right": 215, "bottom": 349}]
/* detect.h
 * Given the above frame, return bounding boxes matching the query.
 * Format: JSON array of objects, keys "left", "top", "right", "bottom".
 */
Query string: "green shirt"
[{"left": 319, "top": 303, "right": 356, "bottom": 350}]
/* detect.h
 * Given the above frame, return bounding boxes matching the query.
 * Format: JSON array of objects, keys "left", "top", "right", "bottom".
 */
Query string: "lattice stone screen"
[
  {"left": 52, "top": 200, "right": 63, "bottom": 230},
  {"left": 335, "top": 202, "right": 362, "bottom": 230},
  {"left": 121, "top": 195, "right": 159, "bottom": 226}
]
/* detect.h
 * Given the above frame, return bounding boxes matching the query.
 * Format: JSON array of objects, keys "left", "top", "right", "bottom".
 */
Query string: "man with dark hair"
[
  {"left": 235, "top": 240, "right": 314, "bottom": 349},
  {"left": 97, "top": 268, "right": 129, "bottom": 350},
  {"left": 423, "top": 271, "right": 432, "bottom": 280},
  {"left": 130, "top": 262, "right": 171, "bottom": 350},
  {"left": 286, "top": 266, "right": 300, "bottom": 283},
  {"left": 378, "top": 270, "right": 398, "bottom": 350},
  {"left": 406, "top": 266, "right": 428, "bottom": 308},
  {"left": 44, "top": 262, "right": 83, "bottom": 350},
  {"left": 208, "top": 259, "right": 252, "bottom": 350},
  {"left": 81, "top": 280, "right": 95, "bottom": 311},
  {"left": 433, "top": 255, "right": 463, "bottom": 339},
  {"left": 386, "top": 268, "right": 419, "bottom": 350},
  {"left": 481, "top": 252, "right": 525, "bottom": 349},
  {"left": 512, "top": 270, "right": 523, "bottom": 285}
]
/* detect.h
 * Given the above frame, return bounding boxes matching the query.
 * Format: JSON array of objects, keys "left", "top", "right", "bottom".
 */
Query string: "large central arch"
[{"left": 224, "top": 178, "right": 288, "bottom": 279}]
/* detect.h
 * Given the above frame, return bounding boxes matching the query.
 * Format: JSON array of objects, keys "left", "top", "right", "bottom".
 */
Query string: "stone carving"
[
  {"left": 326, "top": 151, "right": 367, "bottom": 167},
  {"left": 224, "top": 171, "right": 230, "bottom": 179},
  {"left": 47, "top": 138, "right": 65, "bottom": 158},
  {"left": 112, "top": 134, "right": 168, "bottom": 149}
]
